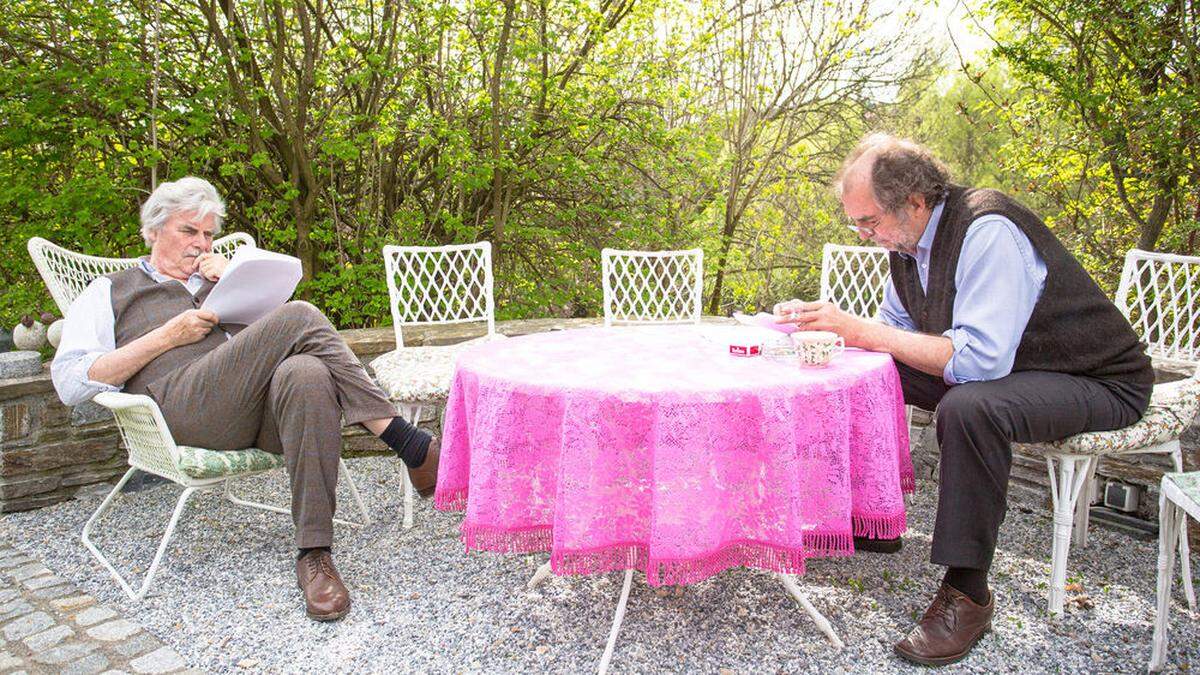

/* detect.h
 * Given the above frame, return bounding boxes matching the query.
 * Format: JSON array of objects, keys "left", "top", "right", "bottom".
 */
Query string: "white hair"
[{"left": 139, "top": 176, "right": 226, "bottom": 246}]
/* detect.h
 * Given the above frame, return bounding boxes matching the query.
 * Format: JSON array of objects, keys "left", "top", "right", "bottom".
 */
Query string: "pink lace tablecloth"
[{"left": 434, "top": 325, "right": 912, "bottom": 586}]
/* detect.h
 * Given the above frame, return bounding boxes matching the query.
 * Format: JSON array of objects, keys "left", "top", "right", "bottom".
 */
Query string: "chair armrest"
[
  {"left": 92, "top": 392, "right": 184, "bottom": 478},
  {"left": 92, "top": 391, "right": 160, "bottom": 412}
]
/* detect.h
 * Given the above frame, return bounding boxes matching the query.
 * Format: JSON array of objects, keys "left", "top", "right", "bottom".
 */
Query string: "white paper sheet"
[
  {"left": 201, "top": 247, "right": 303, "bottom": 325},
  {"left": 732, "top": 311, "right": 799, "bottom": 335}
]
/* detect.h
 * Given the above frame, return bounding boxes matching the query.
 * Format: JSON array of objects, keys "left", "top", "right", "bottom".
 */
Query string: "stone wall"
[{"left": 0, "top": 317, "right": 604, "bottom": 513}]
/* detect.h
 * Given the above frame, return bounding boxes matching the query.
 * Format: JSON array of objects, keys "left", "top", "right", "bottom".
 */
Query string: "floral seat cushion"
[
  {"left": 176, "top": 445, "right": 284, "bottom": 480},
  {"left": 371, "top": 334, "right": 506, "bottom": 404},
  {"left": 1018, "top": 376, "right": 1200, "bottom": 457}
]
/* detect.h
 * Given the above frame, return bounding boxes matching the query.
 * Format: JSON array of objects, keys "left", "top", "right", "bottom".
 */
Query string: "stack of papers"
[{"left": 201, "top": 247, "right": 303, "bottom": 324}]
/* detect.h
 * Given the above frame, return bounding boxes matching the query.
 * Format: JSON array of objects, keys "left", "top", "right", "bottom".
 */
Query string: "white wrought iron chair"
[
  {"left": 27, "top": 234, "right": 371, "bottom": 600},
  {"left": 1151, "top": 471, "right": 1200, "bottom": 671},
  {"left": 28, "top": 232, "right": 256, "bottom": 315},
  {"left": 819, "top": 243, "right": 891, "bottom": 320},
  {"left": 601, "top": 248, "right": 704, "bottom": 326},
  {"left": 1017, "top": 249, "right": 1200, "bottom": 614},
  {"left": 370, "top": 242, "right": 503, "bottom": 529}
]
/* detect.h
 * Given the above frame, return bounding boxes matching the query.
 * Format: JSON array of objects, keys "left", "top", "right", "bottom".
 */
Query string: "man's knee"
[
  {"left": 936, "top": 383, "right": 1005, "bottom": 436},
  {"left": 275, "top": 354, "right": 333, "bottom": 391},
  {"left": 275, "top": 300, "right": 331, "bottom": 328}
]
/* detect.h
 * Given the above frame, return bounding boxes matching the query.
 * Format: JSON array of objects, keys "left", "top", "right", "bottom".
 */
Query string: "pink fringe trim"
[
  {"left": 434, "top": 488, "right": 469, "bottom": 512},
  {"left": 900, "top": 469, "right": 916, "bottom": 493},
  {"left": 852, "top": 511, "right": 907, "bottom": 539},
  {"left": 553, "top": 541, "right": 828, "bottom": 587},
  {"left": 461, "top": 523, "right": 551, "bottom": 554}
]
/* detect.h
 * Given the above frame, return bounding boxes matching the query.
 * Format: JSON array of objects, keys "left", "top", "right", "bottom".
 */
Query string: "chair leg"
[
  {"left": 527, "top": 560, "right": 552, "bottom": 590},
  {"left": 397, "top": 403, "right": 422, "bottom": 530},
  {"left": 1046, "top": 455, "right": 1092, "bottom": 614},
  {"left": 224, "top": 463, "right": 370, "bottom": 528},
  {"left": 597, "top": 569, "right": 634, "bottom": 675},
  {"left": 338, "top": 458, "right": 372, "bottom": 527},
  {"left": 81, "top": 468, "right": 197, "bottom": 601},
  {"left": 1151, "top": 492, "right": 1183, "bottom": 671},
  {"left": 1171, "top": 447, "right": 1196, "bottom": 611},
  {"left": 1073, "top": 460, "right": 1098, "bottom": 549},
  {"left": 779, "top": 573, "right": 844, "bottom": 649}
]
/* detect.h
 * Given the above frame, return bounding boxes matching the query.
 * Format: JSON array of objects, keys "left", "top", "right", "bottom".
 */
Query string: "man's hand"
[
  {"left": 159, "top": 309, "right": 219, "bottom": 348},
  {"left": 774, "top": 299, "right": 873, "bottom": 348},
  {"left": 196, "top": 252, "right": 229, "bottom": 281}
]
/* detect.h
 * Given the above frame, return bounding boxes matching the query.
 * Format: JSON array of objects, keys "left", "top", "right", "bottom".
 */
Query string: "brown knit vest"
[
  {"left": 107, "top": 265, "right": 233, "bottom": 396},
  {"left": 889, "top": 185, "right": 1153, "bottom": 392}
]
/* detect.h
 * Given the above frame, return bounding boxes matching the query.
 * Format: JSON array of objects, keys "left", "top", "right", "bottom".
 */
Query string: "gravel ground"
[{"left": 2, "top": 456, "right": 1197, "bottom": 674}]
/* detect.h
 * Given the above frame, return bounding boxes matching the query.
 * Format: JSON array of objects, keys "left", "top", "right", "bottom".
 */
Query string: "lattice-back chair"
[
  {"left": 371, "top": 242, "right": 503, "bottom": 528},
  {"left": 27, "top": 233, "right": 369, "bottom": 601},
  {"left": 601, "top": 248, "right": 704, "bottom": 326},
  {"left": 1017, "top": 249, "right": 1200, "bottom": 614},
  {"left": 28, "top": 232, "right": 255, "bottom": 315},
  {"left": 819, "top": 243, "right": 890, "bottom": 320}
]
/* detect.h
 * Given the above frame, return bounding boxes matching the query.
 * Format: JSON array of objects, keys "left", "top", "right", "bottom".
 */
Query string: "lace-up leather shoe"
[
  {"left": 894, "top": 582, "right": 993, "bottom": 666},
  {"left": 296, "top": 549, "right": 350, "bottom": 621},
  {"left": 407, "top": 436, "right": 440, "bottom": 498}
]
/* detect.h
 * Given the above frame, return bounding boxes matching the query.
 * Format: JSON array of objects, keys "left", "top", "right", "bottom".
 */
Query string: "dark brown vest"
[
  {"left": 108, "top": 265, "right": 232, "bottom": 396},
  {"left": 889, "top": 185, "right": 1153, "bottom": 397}
]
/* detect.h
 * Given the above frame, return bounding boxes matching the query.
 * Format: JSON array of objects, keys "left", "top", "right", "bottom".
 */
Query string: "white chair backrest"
[
  {"left": 27, "top": 232, "right": 256, "bottom": 315},
  {"left": 601, "top": 248, "right": 704, "bottom": 326},
  {"left": 819, "top": 243, "right": 890, "bottom": 320},
  {"left": 382, "top": 242, "right": 496, "bottom": 348},
  {"left": 1115, "top": 249, "right": 1200, "bottom": 372}
]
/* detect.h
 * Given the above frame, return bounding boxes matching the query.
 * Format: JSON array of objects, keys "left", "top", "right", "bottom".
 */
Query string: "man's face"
[
  {"left": 840, "top": 181, "right": 922, "bottom": 255},
  {"left": 148, "top": 210, "right": 217, "bottom": 280}
]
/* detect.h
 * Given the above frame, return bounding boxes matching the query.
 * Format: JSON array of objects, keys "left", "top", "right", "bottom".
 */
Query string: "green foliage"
[{"left": 3, "top": 0, "right": 1190, "bottom": 332}]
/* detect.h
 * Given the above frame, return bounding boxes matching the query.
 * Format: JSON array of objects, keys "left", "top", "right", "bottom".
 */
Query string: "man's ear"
[{"left": 907, "top": 193, "right": 927, "bottom": 212}]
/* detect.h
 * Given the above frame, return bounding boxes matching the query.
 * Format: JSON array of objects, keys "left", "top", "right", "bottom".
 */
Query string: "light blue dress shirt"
[{"left": 878, "top": 200, "right": 1047, "bottom": 385}]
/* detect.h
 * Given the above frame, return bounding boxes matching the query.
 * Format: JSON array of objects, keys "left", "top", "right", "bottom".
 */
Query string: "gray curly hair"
[
  {"left": 139, "top": 176, "right": 225, "bottom": 246},
  {"left": 836, "top": 133, "right": 950, "bottom": 212}
]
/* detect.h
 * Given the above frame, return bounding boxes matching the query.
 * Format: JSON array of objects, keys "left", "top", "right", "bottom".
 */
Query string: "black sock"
[
  {"left": 379, "top": 417, "right": 432, "bottom": 468},
  {"left": 944, "top": 567, "right": 990, "bottom": 606},
  {"left": 298, "top": 546, "right": 330, "bottom": 560}
]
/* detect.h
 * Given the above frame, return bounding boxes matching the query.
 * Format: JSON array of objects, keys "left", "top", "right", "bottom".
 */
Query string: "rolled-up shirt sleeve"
[
  {"left": 879, "top": 277, "right": 917, "bottom": 331},
  {"left": 942, "top": 215, "right": 1046, "bottom": 384},
  {"left": 50, "top": 278, "right": 121, "bottom": 406}
]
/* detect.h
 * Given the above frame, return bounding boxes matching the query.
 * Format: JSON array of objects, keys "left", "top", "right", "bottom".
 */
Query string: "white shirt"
[{"left": 50, "top": 260, "right": 210, "bottom": 406}]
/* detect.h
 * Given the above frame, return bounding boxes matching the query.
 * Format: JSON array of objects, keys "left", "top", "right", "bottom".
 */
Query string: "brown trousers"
[{"left": 147, "top": 301, "right": 397, "bottom": 548}]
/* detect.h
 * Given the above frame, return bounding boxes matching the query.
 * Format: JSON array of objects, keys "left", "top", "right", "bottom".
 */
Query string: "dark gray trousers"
[
  {"left": 148, "top": 301, "right": 398, "bottom": 548},
  {"left": 896, "top": 362, "right": 1148, "bottom": 571}
]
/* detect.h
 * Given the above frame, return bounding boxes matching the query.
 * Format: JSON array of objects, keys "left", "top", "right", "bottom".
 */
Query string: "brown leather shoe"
[
  {"left": 894, "top": 582, "right": 993, "bottom": 666},
  {"left": 296, "top": 549, "right": 351, "bottom": 621},
  {"left": 407, "top": 436, "right": 440, "bottom": 499}
]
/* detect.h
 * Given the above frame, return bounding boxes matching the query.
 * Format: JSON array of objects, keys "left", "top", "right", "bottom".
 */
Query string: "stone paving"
[{"left": 0, "top": 541, "right": 197, "bottom": 674}]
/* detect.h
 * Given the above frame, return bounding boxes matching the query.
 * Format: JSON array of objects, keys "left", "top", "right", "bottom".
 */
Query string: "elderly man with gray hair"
[
  {"left": 52, "top": 176, "right": 439, "bottom": 622},
  {"left": 776, "top": 134, "right": 1153, "bottom": 665}
]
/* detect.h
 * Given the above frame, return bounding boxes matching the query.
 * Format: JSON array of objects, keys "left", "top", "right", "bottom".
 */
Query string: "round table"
[{"left": 434, "top": 325, "right": 912, "bottom": 585}]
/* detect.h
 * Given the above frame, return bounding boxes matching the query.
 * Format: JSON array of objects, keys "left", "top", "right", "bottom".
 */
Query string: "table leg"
[
  {"left": 598, "top": 569, "right": 634, "bottom": 675},
  {"left": 778, "top": 573, "right": 845, "bottom": 650},
  {"left": 527, "top": 561, "right": 552, "bottom": 590}
]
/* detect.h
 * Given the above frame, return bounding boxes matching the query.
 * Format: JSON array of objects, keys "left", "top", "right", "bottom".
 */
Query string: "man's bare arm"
[
  {"left": 776, "top": 299, "right": 952, "bottom": 378},
  {"left": 856, "top": 321, "right": 953, "bottom": 378},
  {"left": 87, "top": 309, "right": 219, "bottom": 386}
]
